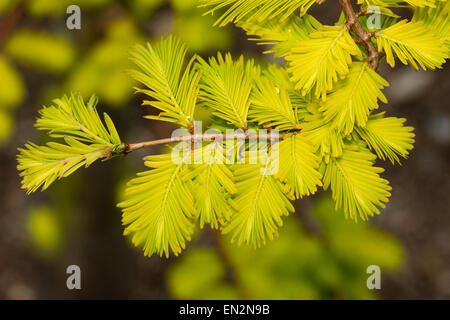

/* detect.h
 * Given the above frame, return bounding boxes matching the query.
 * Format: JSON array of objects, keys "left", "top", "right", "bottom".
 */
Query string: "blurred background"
[{"left": 0, "top": 0, "right": 448, "bottom": 300}]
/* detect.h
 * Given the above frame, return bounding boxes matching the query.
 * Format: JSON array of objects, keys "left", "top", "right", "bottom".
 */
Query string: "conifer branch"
[
  {"left": 18, "top": 0, "right": 447, "bottom": 256},
  {"left": 123, "top": 131, "right": 291, "bottom": 154},
  {"left": 340, "top": 0, "right": 379, "bottom": 70}
]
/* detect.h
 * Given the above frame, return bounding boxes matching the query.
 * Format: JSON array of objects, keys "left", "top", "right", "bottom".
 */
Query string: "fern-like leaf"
[
  {"left": 322, "top": 145, "right": 392, "bottom": 221},
  {"left": 404, "top": 0, "right": 437, "bottom": 7},
  {"left": 35, "top": 93, "right": 121, "bottom": 145},
  {"left": 18, "top": 139, "right": 116, "bottom": 194},
  {"left": 287, "top": 25, "right": 361, "bottom": 100},
  {"left": 118, "top": 154, "right": 195, "bottom": 258},
  {"left": 263, "top": 63, "right": 295, "bottom": 89},
  {"left": 183, "top": 143, "right": 237, "bottom": 229},
  {"left": 355, "top": 113, "right": 415, "bottom": 164},
  {"left": 249, "top": 77, "right": 300, "bottom": 131},
  {"left": 275, "top": 134, "right": 322, "bottom": 198},
  {"left": 412, "top": 1, "right": 450, "bottom": 49},
  {"left": 321, "top": 62, "right": 389, "bottom": 135},
  {"left": 223, "top": 152, "right": 294, "bottom": 247},
  {"left": 359, "top": 0, "right": 438, "bottom": 8},
  {"left": 17, "top": 93, "right": 122, "bottom": 193},
  {"left": 300, "top": 104, "right": 345, "bottom": 161},
  {"left": 262, "top": 64, "right": 312, "bottom": 122},
  {"left": 197, "top": 53, "right": 259, "bottom": 128},
  {"left": 129, "top": 36, "right": 200, "bottom": 127},
  {"left": 376, "top": 20, "right": 448, "bottom": 70},
  {"left": 237, "top": 14, "right": 321, "bottom": 57},
  {"left": 199, "top": 0, "right": 319, "bottom": 27}
]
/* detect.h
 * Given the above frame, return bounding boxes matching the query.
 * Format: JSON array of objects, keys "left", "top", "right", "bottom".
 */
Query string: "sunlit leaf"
[
  {"left": 197, "top": 53, "right": 259, "bottom": 128},
  {"left": 322, "top": 145, "right": 392, "bottom": 221},
  {"left": 237, "top": 14, "right": 321, "bottom": 57},
  {"left": 199, "top": 0, "right": 319, "bottom": 27},
  {"left": 287, "top": 25, "right": 361, "bottom": 100},
  {"left": 249, "top": 77, "right": 300, "bottom": 131},
  {"left": 183, "top": 143, "right": 237, "bottom": 229},
  {"left": 355, "top": 112, "right": 415, "bottom": 164},
  {"left": 412, "top": 0, "right": 450, "bottom": 48},
  {"left": 17, "top": 94, "right": 123, "bottom": 193},
  {"left": 321, "top": 62, "right": 389, "bottom": 135},
  {"left": 376, "top": 20, "right": 448, "bottom": 70},
  {"left": 300, "top": 104, "right": 345, "bottom": 160},
  {"left": 130, "top": 36, "right": 200, "bottom": 127},
  {"left": 275, "top": 134, "right": 322, "bottom": 198},
  {"left": 223, "top": 152, "right": 294, "bottom": 247},
  {"left": 119, "top": 153, "right": 195, "bottom": 258}
]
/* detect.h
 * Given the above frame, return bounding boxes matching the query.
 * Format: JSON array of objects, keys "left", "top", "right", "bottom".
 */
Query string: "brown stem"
[
  {"left": 340, "top": 0, "right": 379, "bottom": 70},
  {"left": 356, "top": 9, "right": 367, "bottom": 18},
  {"left": 123, "top": 131, "right": 290, "bottom": 154}
]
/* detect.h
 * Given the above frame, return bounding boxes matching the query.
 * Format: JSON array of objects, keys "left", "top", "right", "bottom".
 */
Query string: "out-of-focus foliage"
[
  {"left": 0, "top": 0, "right": 233, "bottom": 115},
  {"left": 128, "top": 0, "right": 165, "bottom": 20},
  {"left": 174, "top": 13, "right": 233, "bottom": 53},
  {"left": 0, "top": 55, "right": 24, "bottom": 142},
  {"left": 26, "top": 206, "right": 64, "bottom": 256},
  {"left": 26, "top": 0, "right": 112, "bottom": 17},
  {"left": 168, "top": 195, "right": 404, "bottom": 300},
  {"left": 0, "top": 0, "right": 15, "bottom": 14},
  {"left": 5, "top": 29, "right": 76, "bottom": 74},
  {"left": 313, "top": 195, "right": 404, "bottom": 271},
  {"left": 0, "top": 55, "right": 25, "bottom": 109},
  {"left": 167, "top": 247, "right": 239, "bottom": 299},
  {"left": 171, "top": 0, "right": 197, "bottom": 12},
  {"left": 172, "top": 0, "right": 233, "bottom": 52},
  {"left": 66, "top": 18, "right": 142, "bottom": 107},
  {"left": 0, "top": 110, "right": 14, "bottom": 142}
]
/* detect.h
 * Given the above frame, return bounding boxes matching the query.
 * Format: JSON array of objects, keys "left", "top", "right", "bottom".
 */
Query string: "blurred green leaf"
[
  {"left": 0, "top": 55, "right": 25, "bottom": 109},
  {"left": 5, "top": 29, "right": 76, "bottom": 74},
  {"left": 167, "top": 247, "right": 238, "bottom": 299},
  {"left": 170, "top": 0, "right": 197, "bottom": 12},
  {"left": 26, "top": 0, "right": 66, "bottom": 16},
  {"left": 168, "top": 194, "right": 404, "bottom": 299},
  {"left": 27, "top": 0, "right": 112, "bottom": 17},
  {"left": 74, "top": 0, "right": 112, "bottom": 7},
  {"left": 174, "top": 13, "right": 233, "bottom": 53},
  {"left": 0, "top": 0, "right": 15, "bottom": 14},
  {"left": 312, "top": 195, "right": 405, "bottom": 270},
  {"left": 129, "top": 0, "right": 165, "bottom": 19},
  {"left": 0, "top": 109, "right": 14, "bottom": 142},
  {"left": 66, "top": 18, "right": 141, "bottom": 107},
  {"left": 26, "top": 206, "right": 63, "bottom": 255}
]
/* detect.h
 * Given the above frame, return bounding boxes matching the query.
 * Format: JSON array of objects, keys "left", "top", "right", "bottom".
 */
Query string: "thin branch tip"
[{"left": 340, "top": 0, "right": 379, "bottom": 70}]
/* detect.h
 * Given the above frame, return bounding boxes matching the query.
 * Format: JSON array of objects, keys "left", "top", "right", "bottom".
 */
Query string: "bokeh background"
[{"left": 0, "top": 0, "right": 448, "bottom": 299}]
